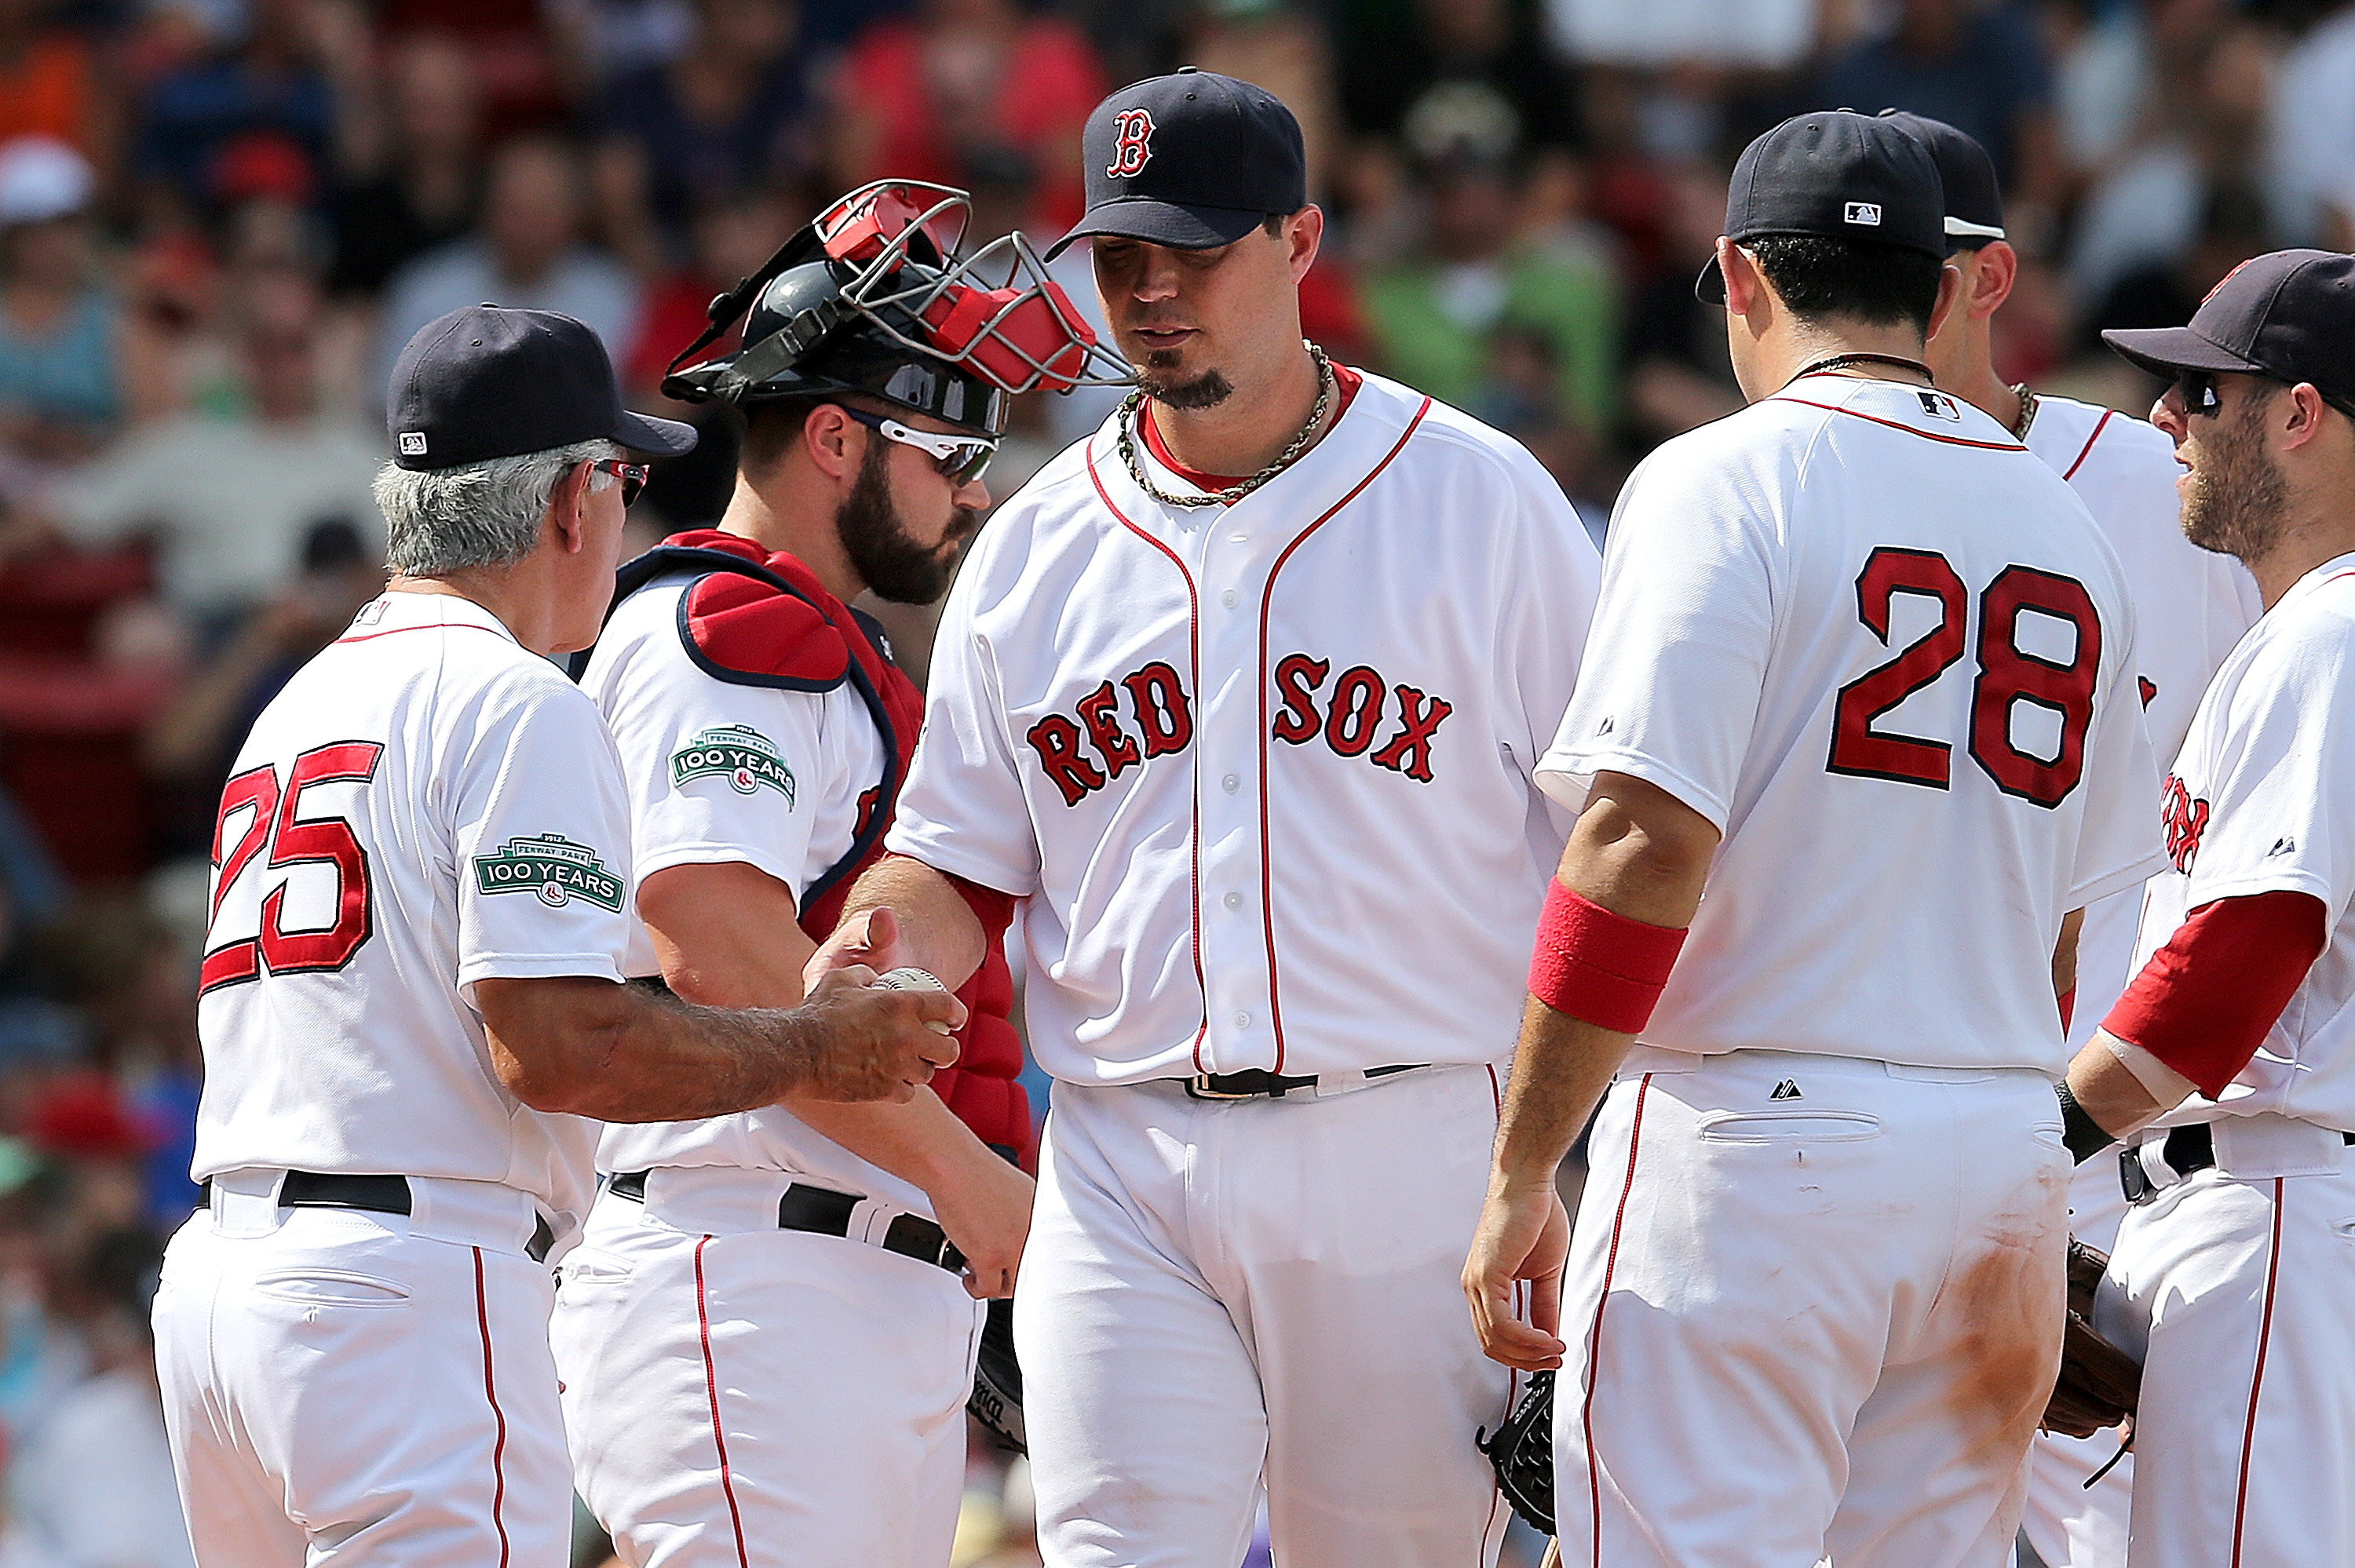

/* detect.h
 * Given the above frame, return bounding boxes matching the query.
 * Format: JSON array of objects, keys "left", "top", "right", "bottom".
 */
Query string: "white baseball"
[{"left": 875, "top": 967, "right": 955, "bottom": 1034}]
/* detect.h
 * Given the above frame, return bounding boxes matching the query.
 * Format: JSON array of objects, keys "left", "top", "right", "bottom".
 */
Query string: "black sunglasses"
[
  {"left": 593, "top": 458, "right": 649, "bottom": 506},
  {"left": 2171, "top": 370, "right": 2223, "bottom": 418}
]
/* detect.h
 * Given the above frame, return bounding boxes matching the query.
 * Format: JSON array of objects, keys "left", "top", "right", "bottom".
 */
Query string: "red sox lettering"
[
  {"left": 1027, "top": 661, "right": 1193, "bottom": 805},
  {"left": 1272, "top": 653, "right": 1453, "bottom": 782},
  {"left": 2160, "top": 772, "right": 2209, "bottom": 873}
]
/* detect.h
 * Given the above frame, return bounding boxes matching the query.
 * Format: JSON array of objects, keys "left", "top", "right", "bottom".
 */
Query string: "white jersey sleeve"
[
  {"left": 1539, "top": 443, "right": 1772, "bottom": 829},
  {"left": 889, "top": 520, "right": 1046, "bottom": 899},
  {"left": 451, "top": 661, "right": 637, "bottom": 991}
]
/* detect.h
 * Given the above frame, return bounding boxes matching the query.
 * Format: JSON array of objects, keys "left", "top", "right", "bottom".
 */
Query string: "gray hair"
[{"left": 373, "top": 438, "right": 620, "bottom": 576}]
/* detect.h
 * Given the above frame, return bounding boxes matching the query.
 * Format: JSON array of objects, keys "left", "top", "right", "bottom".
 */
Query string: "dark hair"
[
  {"left": 1263, "top": 213, "right": 1288, "bottom": 237},
  {"left": 1743, "top": 234, "right": 1944, "bottom": 334},
  {"left": 736, "top": 396, "right": 823, "bottom": 474}
]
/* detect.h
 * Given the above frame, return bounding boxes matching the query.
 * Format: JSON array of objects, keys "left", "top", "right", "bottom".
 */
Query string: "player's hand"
[
  {"left": 929, "top": 1143, "right": 1036, "bottom": 1300},
  {"left": 1463, "top": 1178, "right": 1572, "bottom": 1372},
  {"left": 804, "top": 906, "right": 903, "bottom": 994},
  {"left": 794, "top": 965, "right": 963, "bottom": 1103}
]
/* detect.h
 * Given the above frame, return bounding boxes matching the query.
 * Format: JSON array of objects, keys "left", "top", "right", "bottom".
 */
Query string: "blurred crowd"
[{"left": 0, "top": 0, "right": 2350, "bottom": 1559}]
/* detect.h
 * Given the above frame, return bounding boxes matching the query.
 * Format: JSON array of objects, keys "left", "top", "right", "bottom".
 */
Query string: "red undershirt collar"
[{"left": 1137, "top": 362, "right": 1364, "bottom": 494}]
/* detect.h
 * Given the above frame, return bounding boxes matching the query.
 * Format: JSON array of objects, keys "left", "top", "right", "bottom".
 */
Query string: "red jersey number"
[
  {"left": 199, "top": 741, "right": 385, "bottom": 994},
  {"left": 1828, "top": 548, "right": 2101, "bottom": 809}
]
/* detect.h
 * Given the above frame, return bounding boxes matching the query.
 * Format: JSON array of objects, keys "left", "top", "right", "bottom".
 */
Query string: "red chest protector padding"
[{"left": 613, "top": 529, "right": 1033, "bottom": 1167}]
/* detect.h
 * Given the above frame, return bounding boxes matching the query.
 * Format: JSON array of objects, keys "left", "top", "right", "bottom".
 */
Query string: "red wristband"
[{"left": 1528, "top": 881, "right": 1689, "bottom": 1034}]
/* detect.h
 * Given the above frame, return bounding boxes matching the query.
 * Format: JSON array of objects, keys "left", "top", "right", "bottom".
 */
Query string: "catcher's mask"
[{"left": 663, "top": 181, "right": 1133, "bottom": 439}]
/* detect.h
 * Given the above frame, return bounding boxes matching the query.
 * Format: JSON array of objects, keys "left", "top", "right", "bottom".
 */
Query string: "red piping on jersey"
[
  {"left": 1085, "top": 439, "right": 1210, "bottom": 1070},
  {"left": 2229, "top": 1180, "right": 2286, "bottom": 1568},
  {"left": 694, "top": 1236, "right": 754, "bottom": 1568},
  {"left": 1770, "top": 396, "right": 2030, "bottom": 450},
  {"left": 1583, "top": 1074, "right": 1653, "bottom": 1568},
  {"left": 332, "top": 621, "right": 515, "bottom": 646},
  {"left": 472, "top": 1249, "right": 512, "bottom": 1568},
  {"left": 2061, "top": 409, "right": 2116, "bottom": 480},
  {"left": 1254, "top": 396, "right": 1432, "bottom": 1072}
]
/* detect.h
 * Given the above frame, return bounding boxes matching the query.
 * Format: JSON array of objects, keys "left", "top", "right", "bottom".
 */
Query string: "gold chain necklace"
[{"left": 1116, "top": 343, "right": 1335, "bottom": 509}]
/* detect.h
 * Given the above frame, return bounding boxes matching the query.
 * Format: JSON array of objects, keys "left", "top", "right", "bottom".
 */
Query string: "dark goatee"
[{"left": 1138, "top": 365, "right": 1235, "bottom": 411}]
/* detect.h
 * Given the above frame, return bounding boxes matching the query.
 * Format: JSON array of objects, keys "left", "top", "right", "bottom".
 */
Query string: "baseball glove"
[
  {"left": 969, "top": 1296, "right": 1026, "bottom": 1454},
  {"left": 2041, "top": 1238, "right": 2140, "bottom": 1440},
  {"left": 1476, "top": 1369, "right": 1555, "bottom": 1537}
]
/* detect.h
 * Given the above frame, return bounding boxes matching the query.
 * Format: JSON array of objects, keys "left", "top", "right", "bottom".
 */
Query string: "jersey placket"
[{"left": 1171, "top": 483, "right": 1287, "bottom": 1077}]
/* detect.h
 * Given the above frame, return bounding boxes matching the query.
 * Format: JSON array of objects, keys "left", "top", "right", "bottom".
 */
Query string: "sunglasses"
[
  {"left": 2171, "top": 370, "right": 2224, "bottom": 419},
  {"left": 591, "top": 458, "right": 649, "bottom": 505},
  {"left": 838, "top": 405, "right": 997, "bottom": 486}
]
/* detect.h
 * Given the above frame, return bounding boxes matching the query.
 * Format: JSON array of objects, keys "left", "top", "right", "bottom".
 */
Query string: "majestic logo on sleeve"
[
  {"left": 670, "top": 724, "right": 796, "bottom": 804},
  {"left": 2160, "top": 774, "right": 2210, "bottom": 873},
  {"left": 1106, "top": 108, "right": 1156, "bottom": 177},
  {"left": 474, "top": 835, "right": 626, "bottom": 911},
  {"left": 1271, "top": 654, "right": 1454, "bottom": 782},
  {"left": 1028, "top": 661, "right": 1193, "bottom": 806}
]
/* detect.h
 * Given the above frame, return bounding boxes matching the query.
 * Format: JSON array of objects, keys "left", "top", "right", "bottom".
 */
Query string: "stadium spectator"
[
  {"left": 0, "top": 136, "right": 119, "bottom": 469},
  {"left": 45, "top": 271, "right": 382, "bottom": 624},
  {"left": 1338, "top": 0, "right": 1583, "bottom": 159},
  {"left": 2266, "top": 0, "right": 2355, "bottom": 245},
  {"left": 831, "top": 0, "right": 1104, "bottom": 235},
  {"left": 0, "top": 0, "right": 113, "bottom": 169},
  {"left": 131, "top": 0, "right": 336, "bottom": 214},
  {"left": 326, "top": 31, "right": 481, "bottom": 298},
  {"left": 593, "top": 0, "right": 819, "bottom": 267},
  {"left": 373, "top": 133, "right": 639, "bottom": 398}
]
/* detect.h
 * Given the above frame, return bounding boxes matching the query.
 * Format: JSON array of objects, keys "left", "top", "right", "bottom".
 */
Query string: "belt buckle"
[
  {"left": 2119, "top": 1143, "right": 2156, "bottom": 1206},
  {"left": 1185, "top": 1074, "right": 1258, "bottom": 1101}
]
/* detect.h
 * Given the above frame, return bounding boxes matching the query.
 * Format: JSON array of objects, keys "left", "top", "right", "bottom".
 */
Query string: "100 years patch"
[
  {"left": 670, "top": 724, "right": 796, "bottom": 804},
  {"left": 473, "top": 834, "right": 626, "bottom": 911}
]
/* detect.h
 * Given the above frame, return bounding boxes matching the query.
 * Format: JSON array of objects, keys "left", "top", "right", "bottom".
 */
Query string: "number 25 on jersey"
[
  {"left": 199, "top": 742, "right": 385, "bottom": 995},
  {"left": 1827, "top": 547, "right": 2099, "bottom": 809}
]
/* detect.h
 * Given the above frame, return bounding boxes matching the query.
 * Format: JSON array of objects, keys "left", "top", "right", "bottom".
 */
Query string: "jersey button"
[
  {"left": 1232, "top": 1011, "right": 1251, "bottom": 1028},
  {"left": 1221, "top": 774, "right": 1240, "bottom": 793},
  {"left": 1223, "top": 892, "right": 1242, "bottom": 910},
  {"left": 1221, "top": 589, "right": 1238, "bottom": 608}
]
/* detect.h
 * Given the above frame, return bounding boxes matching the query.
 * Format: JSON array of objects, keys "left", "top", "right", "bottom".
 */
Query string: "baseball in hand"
[{"left": 875, "top": 967, "right": 955, "bottom": 1034}]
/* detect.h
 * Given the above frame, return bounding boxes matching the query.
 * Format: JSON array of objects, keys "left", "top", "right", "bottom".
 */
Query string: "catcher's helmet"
[{"left": 663, "top": 181, "right": 1131, "bottom": 439}]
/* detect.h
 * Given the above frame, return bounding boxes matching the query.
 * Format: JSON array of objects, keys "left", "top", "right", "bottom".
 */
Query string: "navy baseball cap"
[
  {"left": 1878, "top": 111, "right": 2006, "bottom": 250},
  {"left": 1696, "top": 110, "right": 1948, "bottom": 304},
  {"left": 2105, "top": 250, "right": 2355, "bottom": 410},
  {"left": 1045, "top": 68, "right": 1307, "bottom": 261},
  {"left": 388, "top": 304, "right": 696, "bottom": 472}
]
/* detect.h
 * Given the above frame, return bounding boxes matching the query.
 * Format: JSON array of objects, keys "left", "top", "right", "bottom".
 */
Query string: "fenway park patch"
[
  {"left": 473, "top": 834, "right": 626, "bottom": 911},
  {"left": 670, "top": 724, "right": 796, "bottom": 804}
]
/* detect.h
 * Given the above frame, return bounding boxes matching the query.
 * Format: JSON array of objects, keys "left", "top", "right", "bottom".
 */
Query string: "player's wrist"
[{"left": 2055, "top": 1080, "right": 2119, "bottom": 1164}]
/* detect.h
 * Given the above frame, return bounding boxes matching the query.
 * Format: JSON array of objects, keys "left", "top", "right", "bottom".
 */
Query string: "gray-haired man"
[{"left": 152, "top": 305, "right": 964, "bottom": 1568}]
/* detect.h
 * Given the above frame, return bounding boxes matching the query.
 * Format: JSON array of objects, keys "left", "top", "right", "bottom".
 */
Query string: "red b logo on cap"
[{"left": 1107, "top": 108, "right": 1156, "bottom": 178}]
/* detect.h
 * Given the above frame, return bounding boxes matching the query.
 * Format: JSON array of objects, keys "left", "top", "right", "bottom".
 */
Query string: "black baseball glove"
[
  {"left": 2042, "top": 1237, "right": 2140, "bottom": 1440},
  {"left": 969, "top": 1296, "right": 1026, "bottom": 1454},
  {"left": 1477, "top": 1369, "right": 1556, "bottom": 1537}
]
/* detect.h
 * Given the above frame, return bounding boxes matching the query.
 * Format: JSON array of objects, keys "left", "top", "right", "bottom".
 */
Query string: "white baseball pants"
[
  {"left": 551, "top": 1169, "right": 984, "bottom": 1568},
  {"left": 2095, "top": 1116, "right": 2355, "bottom": 1568},
  {"left": 1019, "top": 1065, "right": 1517, "bottom": 1568},
  {"left": 1556, "top": 1049, "right": 2072, "bottom": 1568},
  {"left": 153, "top": 1172, "right": 572, "bottom": 1568},
  {"left": 2018, "top": 1160, "right": 2133, "bottom": 1568}
]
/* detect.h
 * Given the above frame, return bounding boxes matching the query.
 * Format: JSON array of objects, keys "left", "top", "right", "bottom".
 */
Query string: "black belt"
[
  {"left": 605, "top": 1171, "right": 966, "bottom": 1275},
  {"left": 200, "top": 1172, "right": 556, "bottom": 1263},
  {"left": 2121, "top": 1122, "right": 2355, "bottom": 1205},
  {"left": 1181, "top": 1063, "right": 1426, "bottom": 1100}
]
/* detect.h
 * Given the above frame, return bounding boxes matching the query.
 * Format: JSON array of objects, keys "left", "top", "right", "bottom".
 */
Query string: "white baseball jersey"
[
  {"left": 1539, "top": 373, "right": 2164, "bottom": 1074},
  {"left": 192, "top": 589, "right": 632, "bottom": 1225},
  {"left": 2028, "top": 394, "right": 2262, "bottom": 1047},
  {"left": 2133, "top": 552, "right": 2355, "bottom": 1132},
  {"left": 579, "top": 568, "right": 934, "bottom": 1217},
  {"left": 888, "top": 370, "right": 1602, "bottom": 1085}
]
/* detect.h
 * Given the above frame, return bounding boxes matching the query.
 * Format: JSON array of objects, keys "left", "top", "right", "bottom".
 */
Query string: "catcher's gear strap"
[
  {"left": 2103, "top": 890, "right": 2327, "bottom": 1099},
  {"left": 1528, "top": 881, "right": 1689, "bottom": 1034},
  {"left": 1476, "top": 1369, "right": 1555, "bottom": 1537},
  {"left": 969, "top": 1295, "right": 1025, "bottom": 1453}
]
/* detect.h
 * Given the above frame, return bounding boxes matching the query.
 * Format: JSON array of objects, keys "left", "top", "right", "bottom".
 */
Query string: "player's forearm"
[
  {"left": 1492, "top": 774, "right": 1717, "bottom": 1187},
  {"left": 2063, "top": 1030, "right": 2185, "bottom": 1148},
  {"left": 787, "top": 1091, "right": 997, "bottom": 1194},
  {"left": 835, "top": 854, "right": 989, "bottom": 990}
]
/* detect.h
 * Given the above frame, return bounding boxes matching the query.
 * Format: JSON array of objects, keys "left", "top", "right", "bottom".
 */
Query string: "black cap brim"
[
  {"left": 616, "top": 407, "right": 699, "bottom": 457},
  {"left": 2100, "top": 325, "right": 2269, "bottom": 381},
  {"left": 1044, "top": 198, "right": 1271, "bottom": 261}
]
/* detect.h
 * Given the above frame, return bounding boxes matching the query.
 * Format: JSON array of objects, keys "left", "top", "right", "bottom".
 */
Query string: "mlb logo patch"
[
  {"left": 398, "top": 432, "right": 429, "bottom": 456},
  {"left": 1917, "top": 391, "right": 1962, "bottom": 421},
  {"left": 1843, "top": 202, "right": 1882, "bottom": 227}
]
